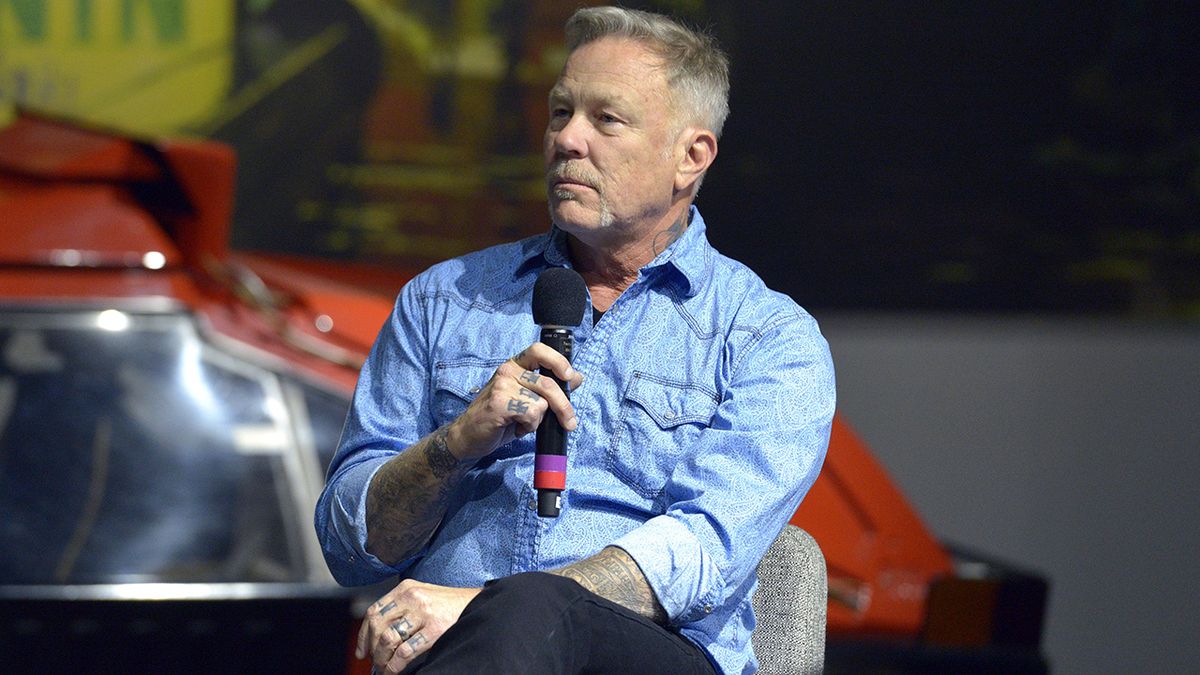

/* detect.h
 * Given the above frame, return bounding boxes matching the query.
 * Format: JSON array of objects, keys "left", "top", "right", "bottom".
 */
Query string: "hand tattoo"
[
  {"left": 507, "top": 399, "right": 530, "bottom": 414},
  {"left": 519, "top": 370, "right": 541, "bottom": 385},
  {"left": 518, "top": 387, "right": 540, "bottom": 400}
]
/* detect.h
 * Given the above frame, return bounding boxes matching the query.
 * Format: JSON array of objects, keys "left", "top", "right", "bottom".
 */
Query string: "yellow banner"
[{"left": 0, "top": 0, "right": 233, "bottom": 134}]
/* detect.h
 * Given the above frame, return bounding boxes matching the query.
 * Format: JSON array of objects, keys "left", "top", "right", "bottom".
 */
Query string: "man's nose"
[{"left": 552, "top": 115, "right": 588, "bottom": 159}]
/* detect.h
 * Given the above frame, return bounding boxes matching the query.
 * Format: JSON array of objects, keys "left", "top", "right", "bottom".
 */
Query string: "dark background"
[
  {"left": 218, "top": 0, "right": 1199, "bottom": 317},
  {"left": 695, "top": 1, "right": 1199, "bottom": 315}
]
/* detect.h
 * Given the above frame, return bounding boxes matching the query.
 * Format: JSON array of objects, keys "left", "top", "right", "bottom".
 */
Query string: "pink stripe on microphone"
[{"left": 535, "top": 454, "right": 567, "bottom": 472}]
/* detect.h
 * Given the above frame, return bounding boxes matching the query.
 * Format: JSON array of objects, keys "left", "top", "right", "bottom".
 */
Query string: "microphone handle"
[{"left": 535, "top": 327, "right": 574, "bottom": 517}]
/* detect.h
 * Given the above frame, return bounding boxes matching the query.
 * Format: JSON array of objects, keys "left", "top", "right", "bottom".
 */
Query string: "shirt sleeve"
[
  {"left": 612, "top": 309, "right": 836, "bottom": 624},
  {"left": 314, "top": 278, "right": 435, "bottom": 586}
]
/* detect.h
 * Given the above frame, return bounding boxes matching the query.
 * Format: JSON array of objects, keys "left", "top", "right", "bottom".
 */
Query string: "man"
[{"left": 315, "top": 7, "right": 835, "bottom": 674}]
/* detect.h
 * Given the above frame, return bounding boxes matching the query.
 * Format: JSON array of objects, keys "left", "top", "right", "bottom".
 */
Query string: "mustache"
[{"left": 547, "top": 162, "right": 601, "bottom": 189}]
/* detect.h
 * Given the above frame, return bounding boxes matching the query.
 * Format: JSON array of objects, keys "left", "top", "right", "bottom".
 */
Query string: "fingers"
[
  {"left": 506, "top": 343, "right": 583, "bottom": 429},
  {"left": 512, "top": 342, "right": 585, "bottom": 391},
  {"left": 513, "top": 368, "right": 577, "bottom": 432},
  {"left": 357, "top": 597, "right": 400, "bottom": 659},
  {"left": 383, "top": 630, "right": 432, "bottom": 674},
  {"left": 451, "top": 342, "right": 586, "bottom": 458},
  {"left": 493, "top": 361, "right": 575, "bottom": 434},
  {"left": 357, "top": 581, "right": 479, "bottom": 674},
  {"left": 374, "top": 616, "right": 427, "bottom": 673},
  {"left": 359, "top": 593, "right": 429, "bottom": 674}
]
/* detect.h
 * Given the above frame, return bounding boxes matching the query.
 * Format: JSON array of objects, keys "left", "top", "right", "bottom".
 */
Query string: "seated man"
[{"left": 315, "top": 6, "right": 835, "bottom": 674}]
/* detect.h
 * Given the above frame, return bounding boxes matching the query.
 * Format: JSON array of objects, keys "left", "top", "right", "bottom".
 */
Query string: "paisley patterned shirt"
[{"left": 316, "top": 208, "right": 836, "bottom": 674}]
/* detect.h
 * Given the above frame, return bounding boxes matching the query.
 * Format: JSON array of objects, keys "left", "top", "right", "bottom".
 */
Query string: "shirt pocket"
[
  {"left": 432, "top": 358, "right": 505, "bottom": 427},
  {"left": 608, "top": 372, "right": 719, "bottom": 499}
]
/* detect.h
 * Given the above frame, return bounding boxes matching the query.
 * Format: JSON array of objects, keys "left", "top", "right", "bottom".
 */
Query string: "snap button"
[{"left": 704, "top": 604, "right": 713, "bottom": 614}]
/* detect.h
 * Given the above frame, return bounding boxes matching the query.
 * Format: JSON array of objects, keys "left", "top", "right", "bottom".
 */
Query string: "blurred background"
[{"left": 2, "top": 0, "right": 1197, "bottom": 672}]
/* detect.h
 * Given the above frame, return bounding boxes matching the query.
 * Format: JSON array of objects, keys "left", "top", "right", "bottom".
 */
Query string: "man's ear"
[{"left": 674, "top": 128, "right": 718, "bottom": 193}]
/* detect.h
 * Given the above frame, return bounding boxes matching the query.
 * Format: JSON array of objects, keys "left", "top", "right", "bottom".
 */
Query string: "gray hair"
[{"left": 565, "top": 6, "right": 730, "bottom": 139}]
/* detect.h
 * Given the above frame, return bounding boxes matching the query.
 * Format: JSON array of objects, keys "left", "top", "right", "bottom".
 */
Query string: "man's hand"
[
  {"left": 446, "top": 342, "right": 584, "bottom": 460},
  {"left": 356, "top": 580, "right": 482, "bottom": 674}
]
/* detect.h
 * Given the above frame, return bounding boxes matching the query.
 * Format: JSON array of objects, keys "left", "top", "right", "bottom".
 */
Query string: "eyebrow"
[{"left": 548, "top": 86, "right": 631, "bottom": 112}]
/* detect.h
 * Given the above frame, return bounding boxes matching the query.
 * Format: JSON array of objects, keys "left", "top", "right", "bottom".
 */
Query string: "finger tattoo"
[
  {"left": 518, "top": 387, "right": 540, "bottom": 400},
  {"left": 390, "top": 618, "right": 413, "bottom": 640},
  {"left": 519, "top": 370, "right": 540, "bottom": 385},
  {"left": 507, "top": 398, "right": 530, "bottom": 414},
  {"left": 406, "top": 633, "right": 427, "bottom": 648},
  {"left": 378, "top": 601, "right": 398, "bottom": 615}
]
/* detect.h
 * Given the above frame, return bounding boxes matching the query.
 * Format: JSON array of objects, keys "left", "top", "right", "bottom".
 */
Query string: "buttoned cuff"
[{"left": 611, "top": 515, "right": 724, "bottom": 625}]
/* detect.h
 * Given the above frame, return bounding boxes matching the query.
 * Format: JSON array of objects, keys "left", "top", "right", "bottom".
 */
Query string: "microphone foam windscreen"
[{"left": 532, "top": 267, "right": 588, "bottom": 326}]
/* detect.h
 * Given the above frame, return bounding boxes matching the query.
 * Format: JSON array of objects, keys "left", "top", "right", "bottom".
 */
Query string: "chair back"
[{"left": 751, "top": 525, "right": 827, "bottom": 674}]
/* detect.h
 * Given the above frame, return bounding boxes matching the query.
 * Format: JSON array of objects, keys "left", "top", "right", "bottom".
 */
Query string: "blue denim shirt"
[{"left": 315, "top": 208, "right": 835, "bottom": 674}]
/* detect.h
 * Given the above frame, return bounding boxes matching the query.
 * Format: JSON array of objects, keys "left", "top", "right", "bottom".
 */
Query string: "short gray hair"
[{"left": 565, "top": 6, "right": 730, "bottom": 138}]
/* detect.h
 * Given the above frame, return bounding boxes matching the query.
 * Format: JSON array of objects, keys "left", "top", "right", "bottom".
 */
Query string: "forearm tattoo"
[
  {"left": 365, "top": 424, "right": 469, "bottom": 565},
  {"left": 552, "top": 547, "right": 668, "bottom": 625},
  {"left": 423, "top": 425, "right": 458, "bottom": 478}
]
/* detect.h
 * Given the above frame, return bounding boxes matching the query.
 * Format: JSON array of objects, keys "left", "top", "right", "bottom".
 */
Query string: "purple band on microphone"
[{"left": 535, "top": 454, "right": 567, "bottom": 472}]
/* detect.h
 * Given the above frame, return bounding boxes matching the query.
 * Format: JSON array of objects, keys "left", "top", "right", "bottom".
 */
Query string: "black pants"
[{"left": 401, "top": 572, "right": 718, "bottom": 674}]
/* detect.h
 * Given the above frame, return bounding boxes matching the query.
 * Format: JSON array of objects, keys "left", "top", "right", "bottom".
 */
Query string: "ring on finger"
[{"left": 390, "top": 617, "right": 413, "bottom": 641}]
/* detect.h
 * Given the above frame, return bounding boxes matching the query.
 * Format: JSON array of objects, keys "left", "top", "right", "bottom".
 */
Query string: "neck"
[{"left": 565, "top": 205, "right": 692, "bottom": 311}]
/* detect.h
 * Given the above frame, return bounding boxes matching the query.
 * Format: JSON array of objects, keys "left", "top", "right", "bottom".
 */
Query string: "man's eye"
[
  {"left": 551, "top": 107, "right": 571, "bottom": 117},
  {"left": 598, "top": 114, "right": 619, "bottom": 124}
]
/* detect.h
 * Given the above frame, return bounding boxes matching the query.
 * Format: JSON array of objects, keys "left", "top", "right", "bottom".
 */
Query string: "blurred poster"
[
  {"left": 0, "top": 0, "right": 234, "bottom": 132},
  {"left": 2, "top": 1, "right": 1197, "bottom": 315}
]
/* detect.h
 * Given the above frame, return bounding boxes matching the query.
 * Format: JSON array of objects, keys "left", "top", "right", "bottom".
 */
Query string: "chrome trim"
[{"left": 0, "top": 582, "right": 357, "bottom": 602}]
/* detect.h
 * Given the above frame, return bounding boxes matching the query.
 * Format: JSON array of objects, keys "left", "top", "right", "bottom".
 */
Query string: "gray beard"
[{"left": 549, "top": 189, "right": 615, "bottom": 229}]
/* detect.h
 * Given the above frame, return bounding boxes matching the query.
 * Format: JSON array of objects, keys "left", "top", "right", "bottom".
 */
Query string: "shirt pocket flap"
[
  {"left": 433, "top": 359, "right": 503, "bottom": 407},
  {"left": 624, "top": 373, "right": 719, "bottom": 429}
]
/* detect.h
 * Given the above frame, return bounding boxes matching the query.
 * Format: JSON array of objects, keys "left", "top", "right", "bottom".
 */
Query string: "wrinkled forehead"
[{"left": 551, "top": 37, "right": 673, "bottom": 104}]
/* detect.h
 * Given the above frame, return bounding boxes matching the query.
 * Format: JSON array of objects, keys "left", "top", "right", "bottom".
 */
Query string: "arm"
[
  {"left": 363, "top": 344, "right": 584, "bottom": 565},
  {"left": 363, "top": 424, "right": 470, "bottom": 564},
  {"left": 550, "top": 546, "right": 668, "bottom": 624},
  {"left": 612, "top": 310, "right": 836, "bottom": 625},
  {"left": 316, "top": 277, "right": 583, "bottom": 583}
]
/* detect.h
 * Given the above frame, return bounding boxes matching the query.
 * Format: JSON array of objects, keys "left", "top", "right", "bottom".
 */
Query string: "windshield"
[{"left": 0, "top": 308, "right": 344, "bottom": 585}]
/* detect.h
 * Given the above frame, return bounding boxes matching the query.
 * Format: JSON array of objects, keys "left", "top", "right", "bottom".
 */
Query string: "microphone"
[{"left": 531, "top": 267, "right": 588, "bottom": 518}]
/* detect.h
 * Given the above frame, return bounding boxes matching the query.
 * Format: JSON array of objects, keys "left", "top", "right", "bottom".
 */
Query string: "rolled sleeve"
[
  {"left": 616, "top": 309, "right": 835, "bottom": 628},
  {"left": 612, "top": 515, "right": 724, "bottom": 623},
  {"left": 314, "top": 278, "right": 434, "bottom": 586},
  {"left": 317, "top": 457, "right": 416, "bottom": 585}
]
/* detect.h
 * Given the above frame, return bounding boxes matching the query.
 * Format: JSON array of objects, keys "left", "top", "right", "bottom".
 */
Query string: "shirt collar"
[{"left": 515, "top": 206, "right": 710, "bottom": 297}]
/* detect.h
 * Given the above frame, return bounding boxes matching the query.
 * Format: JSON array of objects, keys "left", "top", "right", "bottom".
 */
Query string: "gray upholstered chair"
[{"left": 751, "top": 525, "right": 827, "bottom": 674}]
